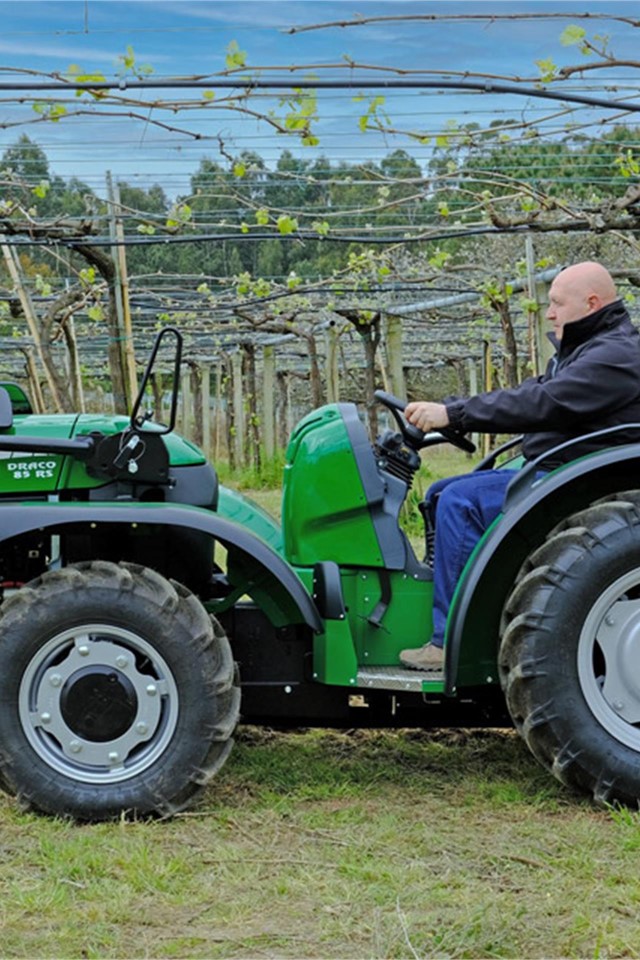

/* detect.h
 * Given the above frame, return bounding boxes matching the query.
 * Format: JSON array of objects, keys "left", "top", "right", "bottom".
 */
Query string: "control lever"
[{"left": 112, "top": 433, "right": 143, "bottom": 474}]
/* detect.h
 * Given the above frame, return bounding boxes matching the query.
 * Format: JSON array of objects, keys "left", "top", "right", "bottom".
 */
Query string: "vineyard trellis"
[{"left": 0, "top": 10, "right": 639, "bottom": 465}]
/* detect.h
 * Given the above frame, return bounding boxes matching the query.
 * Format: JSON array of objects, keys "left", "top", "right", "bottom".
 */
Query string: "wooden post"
[
  {"left": 482, "top": 340, "right": 493, "bottom": 457},
  {"left": 107, "top": 173, "right": 138, "bottom": 410},
  {"left": 23, "top": 347, "right": 45, "bottom": 414},
  {"left": 151, "top": 373, "right": 165, "bottom": 424},
  {"left": 214, "top": 359, "right": 223, "bottom": 461},
  {"left": 200, "top": 362, "right": 211, "bottom": 460},
  {"left": 262, "top": 345, "right": 276, "bottom": 459},
  {"left": 190, "top": 363, "right": 203, "bottom": 448},
  {"left": 276, "top": 371, "right": 289, "bottom": 449},
  {"left": 525, "top": 235, "right": 554, "bottom": 376},
  {"left": 467, "top": 357, "right": 480, "bottom": 451},
  {"left": 243, "top": 343, "right": 260, "bottom": 470},
  {"left": 384, "top": 313, "right": 406, "bottom": 399},
  {"left": 286, "top": 373, "right": 295, "bottom": 441},
  {"left": 181, "top": 368, "right": 192, "bottom": 441},
  {"left": 483, "top": 340, "right": 493, "bottom": 392},
  {"left": 325, "top": 323, "right": 340, "bottom": 403},
  {"left": 231, "top": 350, "right": 244, "bottom": 467},
  {"left": 67, "top": 313, "right": 85, "bottom": 412},
  {"left": 1, "top": 242, "right": 64, "bottom": 412}
]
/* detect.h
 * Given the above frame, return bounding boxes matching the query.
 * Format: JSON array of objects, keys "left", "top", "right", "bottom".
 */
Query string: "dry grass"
[{"left": 0, "top": 727, "right": 637, "bottom": 959}]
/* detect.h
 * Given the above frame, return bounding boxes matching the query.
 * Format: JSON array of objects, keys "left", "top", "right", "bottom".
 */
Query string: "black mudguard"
[
  {"left": 446, "top": 443, "right": 640, "bottom": 693},
  {"left": 0, "top": 501, "right": 322, "bottom": 633}
]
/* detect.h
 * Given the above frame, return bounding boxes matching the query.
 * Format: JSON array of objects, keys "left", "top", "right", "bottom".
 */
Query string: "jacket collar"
[{"left": 547, "top": 299, "right": 628, "bottom": 355}]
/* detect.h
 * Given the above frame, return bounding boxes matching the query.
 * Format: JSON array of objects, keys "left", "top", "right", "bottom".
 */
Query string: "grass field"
[
  {"left": 2, "top": 447, "right": 638, "bottom": 959},
  {"left": 0, "top": 728, "right": 638, "bottom": 958}
]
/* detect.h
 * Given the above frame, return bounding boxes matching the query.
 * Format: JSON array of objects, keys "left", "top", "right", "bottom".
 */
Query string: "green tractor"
[{"left": 0, "top": 326, "right": 637, "bottom": 819}]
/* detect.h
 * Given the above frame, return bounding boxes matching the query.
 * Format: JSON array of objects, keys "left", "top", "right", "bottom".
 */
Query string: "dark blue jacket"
[{"left": 445, "top": 300, "right": 640, "bottom": 467}]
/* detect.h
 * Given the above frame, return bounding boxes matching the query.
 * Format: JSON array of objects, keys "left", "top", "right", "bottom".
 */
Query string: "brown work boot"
[{"left": 399, "top": 643, "right": 444, "bottom": 671}]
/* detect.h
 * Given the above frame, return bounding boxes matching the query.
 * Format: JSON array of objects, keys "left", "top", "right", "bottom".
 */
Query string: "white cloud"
[
  {"left": 0, "top": 38, "right": 174, "bottom": 68},
  {"left": 155, "top": 1, "right": 318, "bottom": 30}
]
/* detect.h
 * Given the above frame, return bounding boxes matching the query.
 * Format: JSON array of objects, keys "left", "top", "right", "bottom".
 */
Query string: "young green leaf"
[
  {"left": 226, "top": 40, "right": 247, "bottom": 69},
  {"left": 535, "top": 58, "right": 558, "bottom": 82},
  {"left": 276, "top": 215, "right": 298, "bottom": 235},
  {"left": 560, "top": 25, "right": 587, "bottom": 46}
]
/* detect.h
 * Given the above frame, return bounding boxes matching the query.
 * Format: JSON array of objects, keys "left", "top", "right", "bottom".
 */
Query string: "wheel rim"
[
  {"left": 578, "top": 570, "right": 640, "bottom": 752},
  {"left": 19, "top": 624, "right": 179, "bottom": 784}
]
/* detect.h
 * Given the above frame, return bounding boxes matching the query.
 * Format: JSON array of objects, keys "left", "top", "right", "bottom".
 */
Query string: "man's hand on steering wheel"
[{"left": 404, "top": 401, "right": 450, "bottom": 434}]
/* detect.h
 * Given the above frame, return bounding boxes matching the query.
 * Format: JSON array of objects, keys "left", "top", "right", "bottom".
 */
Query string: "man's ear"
[{"left": 587, "top": 293, "right": 601, "bottom": 312}]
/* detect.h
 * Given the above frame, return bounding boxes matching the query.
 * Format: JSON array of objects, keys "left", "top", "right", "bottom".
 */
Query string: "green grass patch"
[
  {"left": 0, "top": 728, "right": 637, "bottom": 958},
  {"left": 217, "top": 449, "right": 288, "bottom": 492}
]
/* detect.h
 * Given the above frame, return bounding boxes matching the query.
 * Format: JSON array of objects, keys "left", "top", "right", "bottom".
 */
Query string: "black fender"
[
  {"left": 0, "top": 501, "right": 322, "bottom": 633},
  {"left": 445, "top": 442, "right": 640, "bottom": 694}
]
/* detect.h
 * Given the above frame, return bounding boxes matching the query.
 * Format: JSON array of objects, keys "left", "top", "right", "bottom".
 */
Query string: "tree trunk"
[
  {"left": 360, "top": 316, "right": 382, "bottom": 440},
  {"left": 73, "top": 243, "right": 128, "bottom": 413},
  {"left": 276, "top": 371, "right": 290, "bottom": 449},
  {"left": 189, "top": 362, "right": 203, "bottom": 448},
  {"left": 304, "top": 331, "right": 323, "bottom": 409},
  {"left": 491, "top": 293, "right": 519, "bottom": 389},
  {"left": 61, "top": 315, "right": 85, "bottom": 412},
  {"left": 151, "top": 373, "right": 164, "bottom": 423},
  {"left": 334, "top": 309, "right": 382, "bottom": 440}
]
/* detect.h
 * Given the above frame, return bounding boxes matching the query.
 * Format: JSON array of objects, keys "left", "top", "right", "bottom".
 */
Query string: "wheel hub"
[
  {"left": 579, "top": 577, "right": 640, "bottom": 751},
  {"left": 596, "top": 599, "right": 640, "bottom": 724},
  {"left": 20, "top": 626, "right": 179, "bottom": 784},
  {"left": 60, "top": 666, "right": 138, "bottom": 742}
]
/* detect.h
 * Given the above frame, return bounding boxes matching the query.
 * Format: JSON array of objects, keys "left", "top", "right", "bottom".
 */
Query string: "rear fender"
[
  {"left": 216, "top": 484, "right": 283, "bottom": 554},
  {"left": 446, "top": 444, "right": 640, "bottom": 694},
  {"left": 0, "top": 501, "right": 321, "bottom": 633}
]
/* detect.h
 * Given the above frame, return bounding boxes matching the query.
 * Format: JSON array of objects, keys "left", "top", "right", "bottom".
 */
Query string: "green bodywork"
[
  {"left": 306, "top": 567, "right": 434, "bottom": 686},
  {"left": 198, "top": 403, "right": 440, "bottom": 691},
  {"left": 280, "top": 403, "right": 440, "bottom": 691},
  {"left": 3, "top": 384, "right": 628, "bottom": 703},
  {"left": 217, "top": 484, "right": 283, "bottom": 554},
  {"left": 282, "top": 405, "right": 384, "bottom": 567}
]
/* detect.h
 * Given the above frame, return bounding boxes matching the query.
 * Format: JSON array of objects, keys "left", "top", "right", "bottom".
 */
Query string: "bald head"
[{"left": 547, "top": 261, "right": 618, "bottom": 340}]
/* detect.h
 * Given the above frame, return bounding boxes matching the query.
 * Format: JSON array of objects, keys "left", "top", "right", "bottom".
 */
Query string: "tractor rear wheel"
[
  {"left": 0, "top": 561, "right": 240, "bottom": 820},
  {"left": 500, "top": 495, "right": 640, "bottom": 806}
]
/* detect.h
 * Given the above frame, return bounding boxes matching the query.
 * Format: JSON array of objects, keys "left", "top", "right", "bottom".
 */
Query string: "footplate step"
[{"left": 356, "top": 664, "right": 444, "bottom": 692}]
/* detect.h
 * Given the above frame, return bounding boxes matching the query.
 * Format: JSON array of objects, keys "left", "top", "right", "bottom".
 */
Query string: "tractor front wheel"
[
  {"left": 0, "top": 561, "right": 240, "bottom": 820},
  {"left": 500, "top": 496, "right": 640, "bottom": 806}
]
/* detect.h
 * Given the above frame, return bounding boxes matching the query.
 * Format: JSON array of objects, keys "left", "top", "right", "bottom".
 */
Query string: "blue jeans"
[{"left": 426, "top": 469, "right": 518, "bottom": 647}]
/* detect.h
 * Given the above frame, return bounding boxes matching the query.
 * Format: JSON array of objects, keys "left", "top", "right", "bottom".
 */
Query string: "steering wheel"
[{"left": 374, "top": 390, "right": 476, "bottom": 454}]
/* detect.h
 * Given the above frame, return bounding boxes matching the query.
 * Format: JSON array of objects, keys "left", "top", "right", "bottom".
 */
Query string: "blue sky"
[{"left": 1, "top": 1, "right": 639, "bottom": 194}]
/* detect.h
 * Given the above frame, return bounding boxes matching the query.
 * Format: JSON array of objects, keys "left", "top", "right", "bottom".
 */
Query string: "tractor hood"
[
  {"left": 6, "top": 412, "right": 207, "bottom": 465},
  {"left": 0, "top": 412, "right": 208, "bottom": 495}
]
